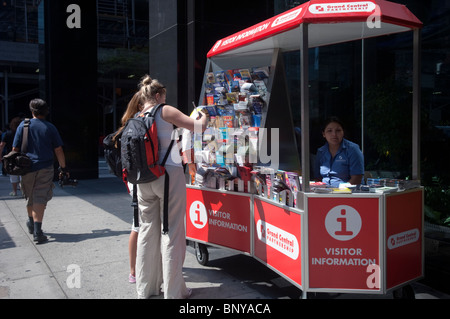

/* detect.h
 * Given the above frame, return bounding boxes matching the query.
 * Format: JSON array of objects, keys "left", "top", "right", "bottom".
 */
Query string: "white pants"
[{"left": 135, "top": 165, "right": 189, "bottom": 299}]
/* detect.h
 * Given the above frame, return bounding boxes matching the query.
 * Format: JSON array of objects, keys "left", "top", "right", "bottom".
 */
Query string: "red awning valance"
[{"left": 207, "top": 0, "right": 422, "bottom": 58}]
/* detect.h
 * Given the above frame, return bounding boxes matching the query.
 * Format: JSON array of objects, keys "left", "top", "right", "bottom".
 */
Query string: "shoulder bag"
[{"left": 2, "top": 119, "right": 32, "bottom": 176}]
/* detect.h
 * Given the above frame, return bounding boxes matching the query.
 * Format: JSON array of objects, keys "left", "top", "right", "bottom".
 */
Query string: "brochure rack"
[{"left": 185, "top": 0, "right": 423, "bottom": 298}]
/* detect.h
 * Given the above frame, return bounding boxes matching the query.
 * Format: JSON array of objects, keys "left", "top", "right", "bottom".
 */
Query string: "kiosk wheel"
[
  {"left": 393, "top": 285, "right": 415, "bottom": 299},
  {"left": 195, "top": 243, "right": 209, "bottom": 266}
]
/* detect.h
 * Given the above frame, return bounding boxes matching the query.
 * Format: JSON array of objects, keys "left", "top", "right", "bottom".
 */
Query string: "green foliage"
[
  {"left": 424, "top": 178, "right": 450, "bottom": 226},
  {"left": 364, "top": 79, "right": 412, "bottom": 172},
  {"left": 98, "top": 47, "right": 149, "bottom": 78},
  {"left": 364, "top": 80, "right": 450, "bottom": 228}
]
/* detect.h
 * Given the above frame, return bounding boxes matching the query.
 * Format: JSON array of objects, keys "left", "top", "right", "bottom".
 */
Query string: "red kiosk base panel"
[
  {"left": 186, "top": 188, "right": 251, "bottom": 254},
  {"left": 385, "top": 189, "right": 423, "bottom": 289},
  {"left": 253, "top": 198, "right": 303, "bottom": 287},
  {"left": 308, "top": 196, "right": 380, "bottom": 291}
]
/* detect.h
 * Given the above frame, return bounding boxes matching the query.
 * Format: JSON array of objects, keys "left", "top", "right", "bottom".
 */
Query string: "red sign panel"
[
  {"left": 186, "top": 188, "right": 251, "bottom": 253},
  {"left": 385, "top": 189, "right": 423, "bottom": 288},
  {"left": 253, "top": 198, "right": 302, "bottom": 287},
  {"left": 207, "top": 3, "right": 308, "bottom": 58},
  {"left": 308, "top": 196, "right": 380, "bottom": 290}
]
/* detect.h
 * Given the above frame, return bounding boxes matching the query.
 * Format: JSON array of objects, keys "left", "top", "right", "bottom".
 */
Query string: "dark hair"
[
  {"left": 9, "top": 117, "right": 21, "bottom": 132},
  {"left": 321, "top": 116, "right": 345, "bottom": 132},
  {"left": 29, "top": 98, "right": 49, "bottom": 117}
]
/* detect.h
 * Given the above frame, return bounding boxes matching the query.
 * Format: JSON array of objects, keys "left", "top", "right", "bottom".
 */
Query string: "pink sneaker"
[{"left": 129, "top": 274, "right": 136, "bottom": 283}]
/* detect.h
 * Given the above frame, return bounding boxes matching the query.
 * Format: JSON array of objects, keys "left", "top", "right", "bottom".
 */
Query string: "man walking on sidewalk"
[{"left": 12, "top": 98, "right": 69, "bottom": 244}]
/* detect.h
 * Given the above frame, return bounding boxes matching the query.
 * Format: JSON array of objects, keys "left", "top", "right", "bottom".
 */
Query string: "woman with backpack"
[
  {"left": 133, "top": 75, "right": 208, "bottom": 299},
  {"left": 110, "top": 92, "right": 144, "bottom": 284}
]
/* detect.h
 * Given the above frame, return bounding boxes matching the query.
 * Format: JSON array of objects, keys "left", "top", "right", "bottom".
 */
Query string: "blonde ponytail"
[
  {"left": 139, "top": 74, "right": 166, "bottom": 103},
  {"left": 140, "top": 75, "right": 153, "bottom": 87}
]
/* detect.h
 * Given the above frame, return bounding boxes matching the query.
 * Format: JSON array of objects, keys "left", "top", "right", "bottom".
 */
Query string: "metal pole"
[
  {"left": 300, "top": 24, "right": 310, "bottom": 192},
  {"left": 132, "top": 0, "right": 136, "bottom": 36},
  {"left": 361, "top": 39, "right": 364, "bottom": 154},
  {"left": 113, "top": 76, "right": 117, "bottom": 131},
  {"left": 4, "top": 70, "right": 8, "bottom": 125},
  {"left": 412, "top": 29, "right": 421, "bottom": 180},
  {"left": 25, "top": 1, "right": 29, "bottom": 42}
]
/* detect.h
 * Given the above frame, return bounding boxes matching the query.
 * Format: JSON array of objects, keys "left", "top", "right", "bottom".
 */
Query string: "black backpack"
[
  {"left": 103, "top": 132, "right": 123, "bottom": 179},
  {"left": 120, "top": 104, "right": 175, "bottom": 233}
]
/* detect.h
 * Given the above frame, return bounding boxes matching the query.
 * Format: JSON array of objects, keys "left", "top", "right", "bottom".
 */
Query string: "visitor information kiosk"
[{"left": 185, "top": 0, "right": 423, "bottom": 298}]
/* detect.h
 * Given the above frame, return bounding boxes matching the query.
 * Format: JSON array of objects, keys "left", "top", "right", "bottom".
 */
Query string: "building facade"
[{"left": 1, "top": 0, "right": 150, "bottom": 178}]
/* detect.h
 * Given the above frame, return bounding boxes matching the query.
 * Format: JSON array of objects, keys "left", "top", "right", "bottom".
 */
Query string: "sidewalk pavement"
[
  {"left": 0, "top": 161, "right": 273, "bottom": 300},
  {"left": 1, "top": 160, "right": 449, "bottom": 300}
]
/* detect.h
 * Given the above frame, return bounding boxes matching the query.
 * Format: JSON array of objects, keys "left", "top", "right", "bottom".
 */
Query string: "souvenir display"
[{"left": 188, "top": 67, "right": 303, "bottom": 206}]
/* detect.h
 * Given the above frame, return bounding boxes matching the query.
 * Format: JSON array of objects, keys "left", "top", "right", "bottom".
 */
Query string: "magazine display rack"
[{"left": 185, "top": 0, "right": 423, "bottom": 298}]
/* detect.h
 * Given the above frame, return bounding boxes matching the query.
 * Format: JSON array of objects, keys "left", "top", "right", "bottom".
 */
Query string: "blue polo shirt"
[
  {"left": 13, "top": 118, "right": 64, "bottom": 172},
  {"left": 314, "top": 139, "right": 364, "bottom": 187}
]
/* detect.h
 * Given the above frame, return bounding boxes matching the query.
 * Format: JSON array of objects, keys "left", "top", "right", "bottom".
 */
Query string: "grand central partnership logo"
[
  {"left": 256, "top": 220, "right": 300, "bottom": 260},
  {"left": 387, "top": 229, "right": 420, "bottom": 250},
  {"left": 308, "top": 1, "right": 376, "bottom": 14},
  {"left": 271, "top": 7, "right": 303, "bottom": 28},
  {"left": 308, "top": 1, "right": 381, "bottom": 29}
]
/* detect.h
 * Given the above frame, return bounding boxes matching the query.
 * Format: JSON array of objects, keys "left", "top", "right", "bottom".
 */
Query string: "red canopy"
[{"left": 207, "top": 0, "right": 422, "bottom": 58}]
